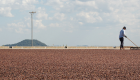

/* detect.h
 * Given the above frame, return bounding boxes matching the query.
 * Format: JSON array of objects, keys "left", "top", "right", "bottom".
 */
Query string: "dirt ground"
[{"left": 0, "top": 49, "right": 140, "bottom": 80}]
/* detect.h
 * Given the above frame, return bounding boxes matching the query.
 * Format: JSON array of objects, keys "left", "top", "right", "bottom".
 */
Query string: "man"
[{"left": 119, "top": 26, "right": 127, "bottom": 50}]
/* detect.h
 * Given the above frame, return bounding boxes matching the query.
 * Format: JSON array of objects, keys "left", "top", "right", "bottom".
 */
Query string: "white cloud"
[
  {"left": 7, "top": 17, "right": 46, "bottom": 33},
  {"left": 45, "top": 0, "right": 64, "bottom": 10},
  {"left": 34, "top": 20, "right": 46, "bottom": 28},
  {"left": 0, "top": 0, "right": 39, "bottom": 17},
  {"left": 15, "top": 28, "right": 23, "bottom": 33},
  {"left": 24, "top": 17, "right": 46, "bottom": 29},
  {"left": 27, "top": 23, "right": 30, "bottom": 28},
  {"left": 17, "top": 0, "right": 38, "bottom": 10},
  {"left": 54, "top": 13, "right": 65, "bottom": 21},
  {"left": 79, "top": 22, "right": 83, "bottom": 25},
  {"left": 49, "top": 23, "right": 60, "bottom": 27},
  {"left": 44, "top": 0, "right": 98, "bottom": 12},
  {"left": 49, "top": 13, "right": 65, "bottom": 21},
  {"left": 0, "top": 0, "right": 16, "bottom": 4},
  {"left": 7, "top": 22, "right": 28, "bottom": 33},
  {"left": 36, "top": 7, "right": 48, "bottom": 20},
  {"left": 0, "top": 0, "right": 38, "bottom": 11},
  {"left": 43, "top": 0, "right": 140, "bottom": 29},
  {"left": 75, "top": 0, "right": 98, "bottom": 9},
  {"left": 77, "top": 11, "right": 102, "bottom": 23},
  {"left": 7, "top": 22, "right": 26, "bottom": 28},
  {"left": 22, "top": 0, "right": 38, "bottom": 4},
  {"left": 0, "top": 7, "right": 14, "bottom": 17},
  {"left": 36, "top": 12, "right": 48, "bottom": 20},
  {"left": 70, "top": 17, "right": 73, "bottom": 21}
]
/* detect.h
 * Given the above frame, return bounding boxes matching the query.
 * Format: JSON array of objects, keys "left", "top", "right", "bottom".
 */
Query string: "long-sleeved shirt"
[{"left": 119, "top": 29, "right": 125, "bottom": 38}]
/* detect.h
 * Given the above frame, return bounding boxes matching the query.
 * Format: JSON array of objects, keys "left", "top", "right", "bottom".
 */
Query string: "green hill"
[{"left": 5, "top": 39, "right": 47, "bottom": 47}]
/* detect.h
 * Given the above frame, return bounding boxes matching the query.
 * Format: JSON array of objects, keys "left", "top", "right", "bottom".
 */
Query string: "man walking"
[{"left": 119, "top": 26, "right": 127, "bottom": 50}]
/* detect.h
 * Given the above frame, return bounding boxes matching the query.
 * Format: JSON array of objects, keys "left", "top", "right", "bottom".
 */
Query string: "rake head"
[{"left": 130, "top": 47, "right": 140, "bottom": 50}]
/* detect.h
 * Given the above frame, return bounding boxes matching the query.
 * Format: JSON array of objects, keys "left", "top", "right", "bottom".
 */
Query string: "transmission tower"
[{"left": 29, "top": 11, "right": 36, "bottom": 46}]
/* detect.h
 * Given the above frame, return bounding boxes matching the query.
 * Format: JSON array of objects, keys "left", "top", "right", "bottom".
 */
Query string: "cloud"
[
  {"left": 0, "top": 0, "right": 40, "bottom": 17},
  {"left": 7, "top": 22, "right": 26, "bottom": 28},
  {"left": 0, "top": 0, "right": 16, "bottom": 5},
  {"left": 77, "top": 11, "right": 102, "bottom": 23},
  {"left": 44, "top": 0, "right": 98, "bottom": 12},
  {"left": 15, "top": 28, "right": 23, "bottom": 33},
  {"left": 45, "top": 0, "right": 64, "bottom": 10},
  {"left": 70, "top": 17, "right": 73, "bottom": 21},
  {"left": 49, "top": 13, "right": 65, "bottom": 21},
  {"left": 7, "top": 22, "right": 29, "bottom": 33},
  {"left": 7, "top": 17, "right": 46, "bottom": 33},
  {"left": 7, "top": 22, "right": 28, "bottom": 33},
  {"left": 79, "top": 22, "right": 83, "bottom": 25},
  {"left": 75, "top": 0, "right": 98, "bottom": 9},
  {"left": 24, "top": 17, "right": 46, "bottom": 29},
  {"left": 43, "top": 0, "right": 140, "bottom": 27},
  {"left": 22, "top": 0, "right": 38, "bottom": 4},
  {"left": 0, "top": 0, "right": 38, "bottom": 5},
  {"left": 36, "top": 7, "right": 48, "bottom": 20},
  {"left": 0, "top": 7, "right": 14, "bottom": 17},
  {"left": 49, "top": 23, "right": 60, "bottom": 27},
  {"left": 0, "top": 0, "right": 38, "bottom": 13},
  {"left": 34, "top": 20, "right": 46, "bottom": 28}
]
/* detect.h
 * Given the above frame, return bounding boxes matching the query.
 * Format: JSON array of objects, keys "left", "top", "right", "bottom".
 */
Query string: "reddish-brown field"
[{"left": 0, "top": 49, "right": 140, "bottom": 80}]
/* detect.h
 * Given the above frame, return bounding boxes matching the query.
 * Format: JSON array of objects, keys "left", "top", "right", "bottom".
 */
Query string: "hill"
[{"left": 4, "top": 39, "right": 47, "bottom": 47}]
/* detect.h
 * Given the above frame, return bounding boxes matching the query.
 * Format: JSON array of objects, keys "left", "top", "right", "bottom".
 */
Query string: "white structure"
[{"left": 29, "top": 11, "right": 36, "bottom": 46}]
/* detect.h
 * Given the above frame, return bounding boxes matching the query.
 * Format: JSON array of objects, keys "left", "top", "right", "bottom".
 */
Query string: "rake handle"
[{"left": 126, "top": 37, "right": 138, "bottom": 47}]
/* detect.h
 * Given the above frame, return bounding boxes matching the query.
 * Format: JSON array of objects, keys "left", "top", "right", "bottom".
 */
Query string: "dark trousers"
[{"left": 119, "top": 37, "right": 124, "bottom": 49}]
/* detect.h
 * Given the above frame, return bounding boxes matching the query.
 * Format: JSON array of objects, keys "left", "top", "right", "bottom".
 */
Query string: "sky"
[{"left": 0, "top": 0, "right": 140, "bottom": 46}]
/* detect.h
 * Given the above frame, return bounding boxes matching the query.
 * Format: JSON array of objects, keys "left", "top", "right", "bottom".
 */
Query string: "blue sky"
[{"left": 0, "top": 0, "right": 140, "bottom": 46}]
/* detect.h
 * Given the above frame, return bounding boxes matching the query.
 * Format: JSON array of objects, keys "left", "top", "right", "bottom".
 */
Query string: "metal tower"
[{"left": 29, "top": 11, "right": 36, "bottom": 46}]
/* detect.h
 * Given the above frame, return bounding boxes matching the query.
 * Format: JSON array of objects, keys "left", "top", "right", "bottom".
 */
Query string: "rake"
[{"left": 126, "top": 37, "right": 140, "bottom": 50}]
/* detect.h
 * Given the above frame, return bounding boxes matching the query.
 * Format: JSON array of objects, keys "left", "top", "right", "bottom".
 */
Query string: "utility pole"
[{"left": 29, "top": 11, "right": 36, "bottom": 46}]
